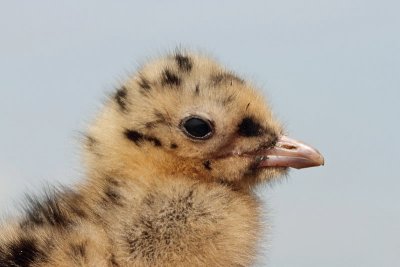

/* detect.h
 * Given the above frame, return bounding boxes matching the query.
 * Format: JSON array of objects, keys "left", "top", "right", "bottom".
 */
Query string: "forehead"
[{"left": 132, "top": 54, "right": 268, "bottom": 109}]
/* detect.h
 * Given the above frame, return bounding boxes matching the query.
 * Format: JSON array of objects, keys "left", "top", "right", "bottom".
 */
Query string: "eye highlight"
[{"left": 180, "top": 116, "right": 214, "bottom": 140}]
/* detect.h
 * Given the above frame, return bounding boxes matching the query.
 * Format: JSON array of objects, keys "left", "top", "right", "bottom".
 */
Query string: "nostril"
[{"left": 280, "top": 144, "right": 297, "bottom": 150}]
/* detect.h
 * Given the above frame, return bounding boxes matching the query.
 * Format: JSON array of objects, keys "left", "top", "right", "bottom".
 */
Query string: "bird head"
[{"left": 84, "top": 52, "right": 324, "bottom": 189}]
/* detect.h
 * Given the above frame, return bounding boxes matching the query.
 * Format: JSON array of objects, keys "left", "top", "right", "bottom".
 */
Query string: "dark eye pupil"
[{"left": 183, "top": 117, "right": 212, "bottom": 139}]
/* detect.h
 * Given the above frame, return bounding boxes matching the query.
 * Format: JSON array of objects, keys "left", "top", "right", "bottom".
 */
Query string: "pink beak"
[{"left": 256, "top": 135, "right": 324, "bottom": 169}]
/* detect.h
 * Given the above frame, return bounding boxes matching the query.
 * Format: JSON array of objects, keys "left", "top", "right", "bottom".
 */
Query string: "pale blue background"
[{"left": 1, "top": 1, "right": 399, "bottom": 266}]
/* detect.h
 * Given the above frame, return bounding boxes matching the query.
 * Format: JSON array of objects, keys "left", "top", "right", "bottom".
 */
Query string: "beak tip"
[
  {"left": 312, "top": 152, "right": 325, "bottom": 168},
  {"left": 318, "top": 153, "right": 325, "bottom": 166},
  {"left": 317, "top": 154, "right": 324, "bottom": 166}
]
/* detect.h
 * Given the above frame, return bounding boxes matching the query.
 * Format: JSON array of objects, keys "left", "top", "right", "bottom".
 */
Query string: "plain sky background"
[{"left": 0, "top": 1, "right": 399, "bottom": 266}]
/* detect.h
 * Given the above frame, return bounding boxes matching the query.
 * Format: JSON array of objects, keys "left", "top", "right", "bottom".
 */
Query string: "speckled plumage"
[{"left": 0, "top": 51, "right": 323, "bottom": 267}]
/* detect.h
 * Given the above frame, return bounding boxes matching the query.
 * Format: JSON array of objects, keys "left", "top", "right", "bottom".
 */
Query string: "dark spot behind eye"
[{"left": 238, "top": 117, "right": 264, "bottom": 137}]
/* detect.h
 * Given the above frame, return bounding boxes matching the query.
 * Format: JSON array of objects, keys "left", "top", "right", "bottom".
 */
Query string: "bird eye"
[{"left": 181, "top": 116, "right": 214, "bottom": 140}]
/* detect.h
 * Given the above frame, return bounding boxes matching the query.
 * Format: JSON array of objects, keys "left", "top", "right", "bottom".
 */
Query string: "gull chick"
[{"left": 0, "top": 51, "right": 324, "bottom": 267}]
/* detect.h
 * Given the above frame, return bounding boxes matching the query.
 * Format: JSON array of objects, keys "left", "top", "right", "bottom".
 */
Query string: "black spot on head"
[
  {"left": 84, "top": 135, "right": 102, "bottom": 157},
  {"left": 175, "top": 54, "right": 192, "bottom": 72},
  {"left": 124, "top": 130, "right": 143, "bottom": 145},
  {"left": 138, "top": 76, "right": 151, "bottom": 91},
  {"left": 146, "top": 136, "right": 162, "bottom": 147},
  {"left": 238, "top": 117, "right": 264, "bottom": 137},
  {"left": 124, "top": 129, "right": 162, "bottom": 147},
  {"left": 7, "top": 238, "right": 44, "bottom": 267},
  {"left": 203, "top": 160, "right": 212, "bottom": 171},
  {"left": 170, "top": 143, "right": 178, "bottom": 149},
  {"left": 211, "top": 73, "right": 244, "bottom": 85},
  {"left": 161, "top": 69, "right": 181, "bottom": 86},
  {"left": 114, "top": 86, "right": 128, "bottom": 112}
]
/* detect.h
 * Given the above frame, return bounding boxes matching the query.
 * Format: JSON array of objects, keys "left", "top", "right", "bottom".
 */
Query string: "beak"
[{"left": 256, "top": 135, "right": 324, "bottom": 169}]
